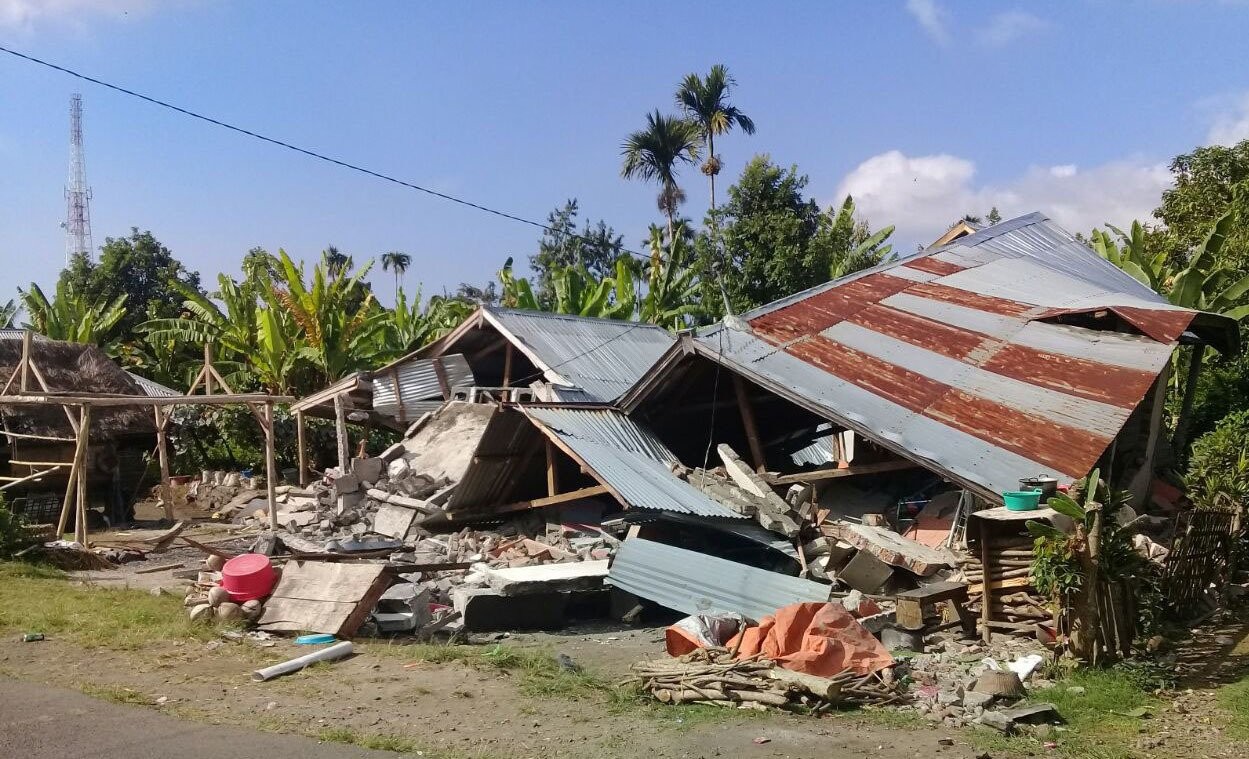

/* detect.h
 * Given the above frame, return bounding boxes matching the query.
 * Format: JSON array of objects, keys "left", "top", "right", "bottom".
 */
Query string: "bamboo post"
[
  {"left": 56, "top": 404, "right": 90, "bottom": 537},
  {"left": 263, "top": 402, "right": 278, "bottom": 532},
  {"left": 19, "top": 329, "right": 31, "bottom": 393},
  {"left": 333, "top": 393, "right": 349, "bottom": 473},
  {"left": 502, "top": 343, "right": 513, "bottom": 388},
  {"left": 980, "top": 518, "right": 992, "bottom": 643},
  {"left": 295, "top": 410, "right": 308, "bottom": 486},
  {"left": 154, "top": 406, "right": 175, "bottom": 522},
  {"left": 73, "top": 405, "right": 91, "bottom": 544},
  {"left": 204, "top": 343, "right": 215, "bottom": 395}
]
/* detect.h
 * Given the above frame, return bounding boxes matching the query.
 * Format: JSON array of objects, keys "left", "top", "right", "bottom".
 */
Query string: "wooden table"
[{"left": 895, "top": 580, "right": 977, "bottom": 637}]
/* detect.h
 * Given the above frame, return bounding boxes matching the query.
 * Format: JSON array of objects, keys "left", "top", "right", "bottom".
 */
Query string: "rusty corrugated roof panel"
[{"left": 697, "top": 212, "right": 1217, "bottom": 500}]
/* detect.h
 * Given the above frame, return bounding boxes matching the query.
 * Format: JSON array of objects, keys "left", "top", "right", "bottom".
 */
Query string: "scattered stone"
[
  {"left": 189, "top": 603, "right": 213, "bottom": 623},
  {"left": 977, "top": 710, "right": 1013, "bottom": 732},
  {"left": 962, "top": 691, "right": 996, "bottom": 709},
  {"left": 216, "top": 602, "right": 243, "bottom": 621},
  {"left": 205, "top": 554, "right": 226, "bottom": 571},
  {"left": 973, "top": 671, "right": 1025, "bottom": 699}
]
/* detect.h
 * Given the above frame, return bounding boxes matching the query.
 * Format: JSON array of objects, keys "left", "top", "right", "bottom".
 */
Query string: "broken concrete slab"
[
  {"left": 839, "top": 548, "right": 895, "bottom": 593},
  {"left": 450, "top": 586, "right": 570, "bottom": 631},
  {"left": 333, "top": 474, "right": 360, "bottom": 495},
  {"left": 481, "top": 559, "right": 609, "bottom": 596},
  {"left": 1000, "top": 703, "right": 1061, "bottom": 724},
  {"left": 352, "top": 457, "right": 385, "bottom": 484},
  {"left": 373, "top": 502, "right": 420, "bottom": 539},
  {"left": 825, "top": 522, "right": 953, "bottom": 576},
  {"left": 718, "top": 445, "right": 800, "bottom": 538}
]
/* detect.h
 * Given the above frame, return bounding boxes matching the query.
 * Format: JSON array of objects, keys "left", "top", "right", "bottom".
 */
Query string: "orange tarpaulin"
[{"left": 667, "top": 602, "right": 894, "bottom": 676}]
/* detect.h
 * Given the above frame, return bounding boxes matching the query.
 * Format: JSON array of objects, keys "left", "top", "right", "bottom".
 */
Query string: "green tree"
[
  {"left": 18, "top": 280, "right": 127, "bottom": 350},
  {"left": 676, "top": 64, "right": 756, "bottom": 216},
  {"left": 380, "top": 251, "right": 412, "bottom": 299},
  {"left": 694, "top": 156, "right": 893, "bottom": 317},
  {"left": 60, "top": 229, "right": 201, "bottom": 335},
  {"left": 621, "top": 111, "right": 702, "bottom": 241},
  {"left": 529, "top": 200, "right": 625, "bottom": 304},
  {"left": 1155, "top": 140, "right": 1249, "bottom": 272},
  {"left": 0, "top": 300, "right": 15, "bottom": 328},
  {"left": 497, "top": 257, "right": 635, "bottom": 319}
]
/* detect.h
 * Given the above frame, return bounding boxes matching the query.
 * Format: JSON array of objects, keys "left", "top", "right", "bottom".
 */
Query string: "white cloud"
[
  {"left": 836, "top": 150, "right": 1172, "bottom": 246},
  {"left": 1206, "top": 92, "right": 1249, "bottom": 146},
  {"left": 0, "top": 0, "right": 156, "bottom": 30},
  {"left": 906, "top": 0, "right": 949, "bottom": 45},
  {"left": 977, "top": 10, "right": 1050, "bottom": 46}
]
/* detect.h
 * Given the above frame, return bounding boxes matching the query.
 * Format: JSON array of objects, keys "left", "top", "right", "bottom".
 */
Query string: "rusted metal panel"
[{"left": 713, "top": 212, "right": 1219, "bottom": 501}]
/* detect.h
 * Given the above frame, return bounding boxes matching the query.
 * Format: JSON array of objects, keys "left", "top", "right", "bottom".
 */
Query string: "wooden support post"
[
  {"left": 19, "top": 329, "right": 31, "bottom": 393},
  {"left": 390, "top": 368, "right": 407, "bottom": 424},
  {"left": 295, "top": 410, "right": 308, "bottom": 487},
  {"left": 71, "top": 405, "right": 91, "bottom": 545},
  {"left": 264, "top": 401, "right": 279, "bottom": 533},
  {"left": 733, "top": 375, "right": 766, "bottom": 472},
  {"left": 432, "top": 356, "right": 451, "bottom": 399},
  {"left": 980, "top": 519, "right": 992, "bottom": 643},
  {"left": 203, "top": 343, "right": 215, "bottom": 395},
  {"left": 154, "top": 406, "right": 175, "bottom": 522},
  {"left": 502, "top": 343, "right": 513, "bottom": 389},
  {"left": 56, "top": 405, "right": 90, "bottom": 538},
  {"left": 333, "top": 393, "right": 349, "bottom": 473},
  {"left": 545, "top": 439, "right": 560, "bottom": 497}
]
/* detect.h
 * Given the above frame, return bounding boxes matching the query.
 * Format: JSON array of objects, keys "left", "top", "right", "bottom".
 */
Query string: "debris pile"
[{"left": 626, "top": 648, "right": 902, "bottom": 711}]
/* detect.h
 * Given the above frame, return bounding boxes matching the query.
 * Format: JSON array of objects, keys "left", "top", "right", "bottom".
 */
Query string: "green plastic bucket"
[{"left": 1002, "top": 490, "right": 1042, "bottom": 511}]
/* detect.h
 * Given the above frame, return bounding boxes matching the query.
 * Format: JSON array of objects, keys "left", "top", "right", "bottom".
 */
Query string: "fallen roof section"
[
  {"left": 637, "top": 213, "right": 1236, "bottom": 501},
  {"left": 415, "top": 306, "right": 677, "bottom": 403},
  {"left": 521, "top": 406, "right": 745, "bottom": 519},
  {"left": 606, "top": 538, "right": 831, "bottom": 621}
]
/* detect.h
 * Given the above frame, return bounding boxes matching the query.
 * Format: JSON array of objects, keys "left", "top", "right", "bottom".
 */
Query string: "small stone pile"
[{"left": 182, "top": 553, "right": 272, "bottom": 625}]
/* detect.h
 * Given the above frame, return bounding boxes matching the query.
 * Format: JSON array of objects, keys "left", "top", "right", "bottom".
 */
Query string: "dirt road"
[{"left": 0, "top": 678, "right": 395, "bottom": 759}]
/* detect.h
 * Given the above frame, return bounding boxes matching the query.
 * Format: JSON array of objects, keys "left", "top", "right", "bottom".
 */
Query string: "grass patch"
[
  {"left": 79, "top": 682, "right": 153, "bottom": 706},
  {"left": 0, "top": 561, "right": 213, "bottom": 648},
  {"left": 971, "top": 666, "right": 1159, "bottom": 759},
  {"left": 318, "top": 727, "right": 422, "bottom": 752},
  {"left": 1219, "top": 676, "right": 1249, "bottom": 740}
]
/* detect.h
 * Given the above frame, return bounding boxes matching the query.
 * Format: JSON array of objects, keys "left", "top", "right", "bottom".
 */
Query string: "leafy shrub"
[
  {"left": 0, "top": 494, "right": 36, "bottom": 559},
  {"left": 1186, "top": 409, "right": 1249, "bottom": 511}
]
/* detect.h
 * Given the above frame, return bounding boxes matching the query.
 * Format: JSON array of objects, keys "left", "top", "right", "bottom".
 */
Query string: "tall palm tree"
[
  {"left": 621, "top": 110, "right": 701, "bottom": 241},
  {"left": 381, "top": 251, "right": 412, "bottom": 299},
  {"left": 675, "top": 64, "right": 756, "bottom": 215}
]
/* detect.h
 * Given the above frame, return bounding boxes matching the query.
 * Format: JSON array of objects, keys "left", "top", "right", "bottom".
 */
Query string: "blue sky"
[{"left": 2, "top": 0, "right": 1248, "bottom": 305}]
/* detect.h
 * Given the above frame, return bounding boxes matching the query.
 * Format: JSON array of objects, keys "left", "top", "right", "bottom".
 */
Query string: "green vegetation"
[
  {"left": 79, "top": 682, "right": 155, "bottom": 706},
  {"left": 0, "top": 562, "right": 211, "bottom": 649},
  {"left": 1187, "top": 409, "right": 1249, "bottom": 510},
  {"left": 1219, "top": 676, "right": 1249, "bottom": 740}
]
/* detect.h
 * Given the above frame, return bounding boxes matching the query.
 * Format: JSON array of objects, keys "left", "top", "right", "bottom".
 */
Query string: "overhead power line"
[{"left": 0, "top": 44, "right": 654, "bottom": 262}]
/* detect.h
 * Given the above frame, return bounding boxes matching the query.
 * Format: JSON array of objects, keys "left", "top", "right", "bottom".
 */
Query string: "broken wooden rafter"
[
  {"left": 767, "top": 459, "right": 920, "bottom": 486},
  {"left": 452, "top": 484, "right": 609, "bottom": 520}
]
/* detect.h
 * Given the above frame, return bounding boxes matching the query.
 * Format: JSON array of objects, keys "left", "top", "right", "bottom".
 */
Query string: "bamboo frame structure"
[{"left": 1, "top": 332, "right": 292, "bottom": 546}]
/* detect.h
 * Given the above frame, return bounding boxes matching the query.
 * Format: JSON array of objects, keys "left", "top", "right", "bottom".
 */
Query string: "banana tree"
[
  {"left": 270, "top": 249, "right": 390, "bottom": 382},
  {"left": 640, "top": 223, "right": 703, "bottom": 329},
  {"left": 18, "top": 280, "right": 127, "bottom": 352},
  {"left": 140, "top": 275, "right": 265, "bottom": 390},
  {"left": 1089, "top": 221, "right": 1168, "bottom": 293},
  {"left": 826, "top": 196, "right": 896, "bottom": 280},
  {"left": 0, "top": 299, "right": 16, "bottom": 329}
]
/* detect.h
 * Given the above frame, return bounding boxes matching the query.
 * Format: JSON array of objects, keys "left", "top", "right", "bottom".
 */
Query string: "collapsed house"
[{"left": 0, "top": 332, "right": 167, "bottom": 524}]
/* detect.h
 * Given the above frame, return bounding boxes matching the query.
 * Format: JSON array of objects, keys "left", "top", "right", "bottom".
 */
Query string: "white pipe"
[{"left": 251, "top": 640, "right": 353, "bottom": 681}]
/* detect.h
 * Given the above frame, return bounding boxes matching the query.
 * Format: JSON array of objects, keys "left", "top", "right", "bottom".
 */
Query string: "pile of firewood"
[{"left": 623, "top": 648, "right": 903, "bottom": 711}]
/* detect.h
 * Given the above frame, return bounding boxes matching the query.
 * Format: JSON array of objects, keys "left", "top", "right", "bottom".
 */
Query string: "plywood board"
[{"left": 257, "top": 560, "right": 390, "bottom": 636}]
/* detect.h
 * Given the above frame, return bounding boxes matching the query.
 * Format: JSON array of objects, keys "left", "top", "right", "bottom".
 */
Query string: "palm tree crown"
[
  {"left": 621, "top": 110, "right": 701, "bottom": 239},
  {"left": 381, "top": 251, "right": 412, "bottom": 298},
  {"left": 676, "top": 64, "right": 755, "bottom": 213}
]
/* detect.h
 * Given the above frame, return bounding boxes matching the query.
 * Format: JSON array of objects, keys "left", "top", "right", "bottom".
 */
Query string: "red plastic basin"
[{"left": 220, "top": 553, "right": 276, "bottom": 602}]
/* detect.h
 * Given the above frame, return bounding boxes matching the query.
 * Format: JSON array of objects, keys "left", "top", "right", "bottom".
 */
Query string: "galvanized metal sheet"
[
  {"left": 697, "top": 213, "right": 1203, "bottom": 500},
  {"left": 523, "top": 406, "right": 744, "bottom": 519},
  {"left": 486, "top": 308, "right": 676, "bottom": 403},
  {"left": 371, "top": 354, "right": 474, "bottom": 421},
  {"left": 606, "top": 538, "right": 831, "bottom": 621},
  {"left": 125, "top": 371, "right": 180, "bottom": 397}
]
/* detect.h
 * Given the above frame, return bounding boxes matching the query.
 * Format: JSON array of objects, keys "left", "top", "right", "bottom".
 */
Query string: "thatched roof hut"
[{"left": 0, "top": 336, "right": 156, "bottom": 441}]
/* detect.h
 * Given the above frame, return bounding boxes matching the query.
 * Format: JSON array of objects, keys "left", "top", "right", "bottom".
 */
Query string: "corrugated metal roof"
[
  {"left": 372, "top": 354, "right": 474, "bottom": 421},
  {"left": 448, "top": 408, "right": 540, "bottom": 513},
  {"left": 698, "top": 212, "right": 1211, "bottom": 500},
  {"left": 484, "top": 308, "right": 676, "bottom": 402},
  {"left": 522, "top": 406, "right": 744, "bottom": 519},
  {"left": 0, "top": 330, "right": 47, "bottom": 342},
  {"left": 606, "top": 538, "right": 831, "bottom": 621},
  {"left": 125, "top": 371, "right": 180, "bottom": 397}
]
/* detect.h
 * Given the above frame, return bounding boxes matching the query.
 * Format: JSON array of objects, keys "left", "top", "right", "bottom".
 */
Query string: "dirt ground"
[{"left": 0, "top": 627, "right": 976, "bottom": 759}]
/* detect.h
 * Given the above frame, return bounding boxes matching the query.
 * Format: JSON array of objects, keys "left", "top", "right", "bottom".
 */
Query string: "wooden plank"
[
  {"left": 257, "top": 598, "right": 359, "bottom": 634},
  {"left": 455, "top": 485, "right": 610, "bottom": 519},
  {"left": 767, "top": 459, "right": 919, "bottom": 486},
  {"left": 432, "top": 356, "right": 451, "bottom": 400},
  {"left": 390, "top": 368, "right": 407, "bottom": 424},
  {"left": 502, "top": 343, "right": 513, "bottom": 388},
  {"left": 733, "top": 375, "right": 766, "bottom": 472},
  {"left": 266, "top": 561, "right": 388, "bottom": 603},
  {"left": 980, "top": 519, "right": 992, "bottom": 643},
  {"left": 967, "top": 576, "right": 1033, "bottom": 595}
]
